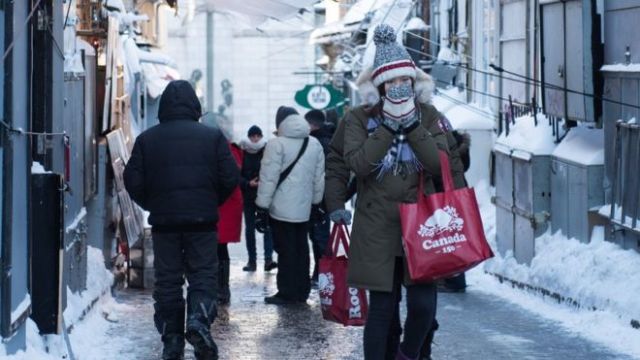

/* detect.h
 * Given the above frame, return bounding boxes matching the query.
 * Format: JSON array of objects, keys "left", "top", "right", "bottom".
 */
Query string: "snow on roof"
[
  {"left": 600, "top": 63, "right": 640, "bottom": 72},
  {"left": 552, "top": 126, "right": 604, "bottom": 166},
  {"left": 495, "top": 113, "right": 557, "bottom": 156},
  {"left": 444, "top": 103, "right": 494, "bottom": 131}
]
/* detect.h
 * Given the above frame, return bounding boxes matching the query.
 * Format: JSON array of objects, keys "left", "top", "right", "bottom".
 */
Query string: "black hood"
[{"left": 158, "top": 80, "right": 202, "bottom": 123}]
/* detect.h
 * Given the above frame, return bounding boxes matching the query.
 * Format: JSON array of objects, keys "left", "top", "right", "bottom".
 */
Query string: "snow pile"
[
  {"left": 64, "top": 246, "right": 114, "bottom": 328},
  {"left": 484, "top": 228, "right": 640, "bottom": 323},
  {"left": 552, "top": 126, "right": 604, "bottom": 166},
  {"left": 470, "top": 180, "right": 640, "bottom": 358},
  {"left": 495, "top": 113, "right": 557, "bottom": 156},
  {"left": 1, "top": 246, "right": 115, "bottom": 359}
]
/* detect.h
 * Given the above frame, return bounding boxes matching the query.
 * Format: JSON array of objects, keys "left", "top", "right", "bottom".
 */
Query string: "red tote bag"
[
  {"left": 318, "top": 224, "right": 368, "bottom": 326},
  {"left": 399, "top": 151, "right": 494, "bottom": 282}
]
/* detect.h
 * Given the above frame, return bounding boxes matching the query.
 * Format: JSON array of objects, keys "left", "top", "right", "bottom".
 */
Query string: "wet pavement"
[{"left": 105, "top": 241, "right": 636, "bottom": 360}]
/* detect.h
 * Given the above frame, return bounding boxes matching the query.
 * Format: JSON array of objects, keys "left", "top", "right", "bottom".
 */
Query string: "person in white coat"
[{"left": 255, "top": 106, "right": 325, "bottom": 305}]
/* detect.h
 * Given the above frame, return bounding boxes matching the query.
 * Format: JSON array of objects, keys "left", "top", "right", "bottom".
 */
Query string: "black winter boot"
[
  {"left": 161, "top": 334, "right": 185, "bottom": 360},
  {"left": 186, "top": 297, "right": 218, "bottom": 360},
  {"left": 186, "top": 316, "right": 218, "bottom": 360},
  {"left": 217, "top": 260, "right": 230, "bottom": 305}
]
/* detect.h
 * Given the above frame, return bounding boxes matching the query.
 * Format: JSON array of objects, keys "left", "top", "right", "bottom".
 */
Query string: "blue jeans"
[{"left": 244, "top": 201, "right": 274, "bottom": 264}]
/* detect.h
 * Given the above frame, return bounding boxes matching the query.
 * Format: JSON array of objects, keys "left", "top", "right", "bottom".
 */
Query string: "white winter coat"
[{"left": 256, "top": 113, "right": 325, "bottom": 222}]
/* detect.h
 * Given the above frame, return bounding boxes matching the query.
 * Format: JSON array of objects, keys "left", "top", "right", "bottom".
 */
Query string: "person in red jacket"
[{"left": 217, "top": 141, "right": 244, "bottom": 305}]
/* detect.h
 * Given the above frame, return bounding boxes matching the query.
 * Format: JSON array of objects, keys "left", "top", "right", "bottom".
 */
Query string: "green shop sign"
[{"left": 295, "top": 84, "right": 345, "bottom": 110}]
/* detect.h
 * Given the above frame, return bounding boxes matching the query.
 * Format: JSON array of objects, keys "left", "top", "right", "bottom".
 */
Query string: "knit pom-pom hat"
[{"left": 371, "top": 24, "right": 416, "bottom": 87}]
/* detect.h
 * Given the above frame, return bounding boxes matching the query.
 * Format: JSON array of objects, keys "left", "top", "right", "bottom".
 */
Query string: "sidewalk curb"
[{"left": 485, "top": 271, "right": 640, "bottom": 331}]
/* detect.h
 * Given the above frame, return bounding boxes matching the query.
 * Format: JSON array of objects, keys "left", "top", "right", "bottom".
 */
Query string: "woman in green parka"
[{"left": 342, "top": 24, "right": 448, "bottom": 360}]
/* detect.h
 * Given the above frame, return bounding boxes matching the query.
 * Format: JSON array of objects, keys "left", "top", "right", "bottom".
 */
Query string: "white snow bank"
[
  {"left": 468, "top": 266, "right": 640, "bottom": 358},
  {"left": 1, "top": 246, "right": 114, "bottom": 359},
  {"left": 552, "top": 126, "right": 604, "bottom": 166},
  {"left": 470, "top": 181, "right": 640, "bottom": 358},
  {"left": 484, "top": 228, "right": 640, "bottom": 323},
  {"left": 495, "top": 113, "right": 557, "bottom": 155},
  {"left": 64, "top": 246, "right": 114, "bottom": 328},
  {"left": 444, "top": 103, "right": 494, "bottom": 130}
]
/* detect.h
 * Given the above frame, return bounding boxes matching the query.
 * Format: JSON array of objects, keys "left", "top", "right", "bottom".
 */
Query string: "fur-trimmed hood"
[{"left": 356, "top": 67, "right": 435, "bottom": 106}]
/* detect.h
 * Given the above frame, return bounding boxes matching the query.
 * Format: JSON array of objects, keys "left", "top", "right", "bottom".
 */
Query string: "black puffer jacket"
[
  {"left": 310, "top": 124, "right": 334, "bottom": 156},
  {"left": 124, "top": 80, "right": 240, "bottom": 228},
  {"left": 240, "top": 145, "right": 266, "bottom": 203}
]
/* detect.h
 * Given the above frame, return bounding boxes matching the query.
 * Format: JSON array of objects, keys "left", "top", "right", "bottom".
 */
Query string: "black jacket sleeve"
[
  {"left": 239, "top": 155, "right": 251, "bottom": 192},
  {"left": 216, "top": 137, "right": 240, "bottom": 205},
  {"left": 124, "top": 138, "right": 147, "bottom": 209}
]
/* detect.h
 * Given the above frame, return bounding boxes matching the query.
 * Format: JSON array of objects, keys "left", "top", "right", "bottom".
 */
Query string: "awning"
[{"left": 201, "top": 0, "right": 319, "bottom": 26}]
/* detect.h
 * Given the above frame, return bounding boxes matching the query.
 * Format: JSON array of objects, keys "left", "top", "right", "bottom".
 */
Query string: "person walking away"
[
  {"left": 124, "top": 80, "right": 239, "bottom": 360},
  {"left": 216, "top": 141, "right": 244, "bottom": 305},
  {"left": 255, "top": 106, "right": 325, "bottom": 305},
  {"left": 239, "top": 125, "right": 277, "bottom": 272},
  {"left": 341, "top": 24, "right": 450, "bottom": 360},
  {"left": 304, "top": 110, "right": 333, "bottom": 286}
]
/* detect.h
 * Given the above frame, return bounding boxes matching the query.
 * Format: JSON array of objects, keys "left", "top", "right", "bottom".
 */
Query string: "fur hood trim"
[{"left": 356, "top": 67, "right": 435, "bottom": 106}]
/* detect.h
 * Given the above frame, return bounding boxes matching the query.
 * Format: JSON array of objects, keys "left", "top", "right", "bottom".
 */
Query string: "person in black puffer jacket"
[
  {"left": 124, "top": 80, "right": 239, "bottom": 360},
  {"left": 304, "top": 110, "right": 334, "bottom": 286},
  {"left": 239, "top": 125, "right": 277, "bottom": 272}
]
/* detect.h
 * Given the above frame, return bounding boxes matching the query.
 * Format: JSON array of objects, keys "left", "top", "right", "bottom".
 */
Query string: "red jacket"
[{"left": 218, "top": 143, "right": 243, "bottom": 244}]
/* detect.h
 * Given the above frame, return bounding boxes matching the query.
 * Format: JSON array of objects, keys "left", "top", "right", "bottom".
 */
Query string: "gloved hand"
[
  {"left": 311, "top": 204, "right": 327, "bottom": 225},
  {"left": 329, "top": 209, "right": 352, "bottom": 225},
  {"left": 255, "top": 207, "right": 270, "bottom": 233}
]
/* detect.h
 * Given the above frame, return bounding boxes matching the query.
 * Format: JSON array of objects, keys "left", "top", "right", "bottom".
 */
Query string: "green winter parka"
[{"left": 343, "top": 103, "right": 450, "bottom": 292}]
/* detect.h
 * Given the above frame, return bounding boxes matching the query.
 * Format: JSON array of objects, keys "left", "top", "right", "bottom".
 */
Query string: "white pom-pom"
[{"left": 373, "top": 24, "right": 396, "bottom": 45}]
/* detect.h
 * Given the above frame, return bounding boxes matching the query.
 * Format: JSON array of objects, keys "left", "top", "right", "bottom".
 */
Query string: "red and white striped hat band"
[{"left": 372, "top": 60, "right": 417, "bottom": 87}]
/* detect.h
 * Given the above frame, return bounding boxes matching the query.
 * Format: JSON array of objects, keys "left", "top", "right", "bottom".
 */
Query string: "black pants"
[
  {"left": 218, "top": 243, "right": 229, "bottom": 261},
  {"left": 308, "top": 213, "right": 330, "bottom": 279},
  {"left": 152, "top": 231, "right": 218, "bottom": 336},
  {"left": 270, "top": 217, "right": 310, "bottom": 301},
  {"left": 364, "top": 258, "right": 437, "bottom": 360},
  {"left": 244, "top": 202, "right": 274, "bottom": 264}
]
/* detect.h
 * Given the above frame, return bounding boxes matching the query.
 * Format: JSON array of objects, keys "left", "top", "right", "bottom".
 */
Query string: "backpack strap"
[{"left": 277, "top": 137, "right": 309, "bottom": 188}]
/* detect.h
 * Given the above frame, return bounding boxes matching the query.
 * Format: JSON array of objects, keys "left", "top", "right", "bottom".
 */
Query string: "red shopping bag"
[
  {"left": 399, "top": 151, "right": 494, "bottom": 282},
  {"left": 318, "top": 224, "right": 368, "bottom": 326}
]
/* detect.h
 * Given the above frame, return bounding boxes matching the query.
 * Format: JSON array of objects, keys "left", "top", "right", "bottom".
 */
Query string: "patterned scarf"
[{"left": 368, "top": 83, "right": 422, "bottom": 180}]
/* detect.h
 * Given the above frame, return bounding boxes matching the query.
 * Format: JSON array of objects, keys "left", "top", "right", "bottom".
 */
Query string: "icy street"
[{"left": 89, "top": 242, "right": 637, "bottom": 360}]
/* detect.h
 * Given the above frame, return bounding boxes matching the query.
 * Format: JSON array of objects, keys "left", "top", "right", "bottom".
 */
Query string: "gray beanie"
[{"left": 371, "top": 24, "right": 416, "bottom": 87}]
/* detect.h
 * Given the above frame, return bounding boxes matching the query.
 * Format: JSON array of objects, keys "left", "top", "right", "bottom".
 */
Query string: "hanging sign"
[{"left": 295, "top": 84, "right": 345, "bottom": 110}]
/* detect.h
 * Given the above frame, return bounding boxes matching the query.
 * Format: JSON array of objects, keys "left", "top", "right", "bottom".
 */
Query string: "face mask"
[{"left": 386, "top": 82, "right": 415, "bottom": 101}]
